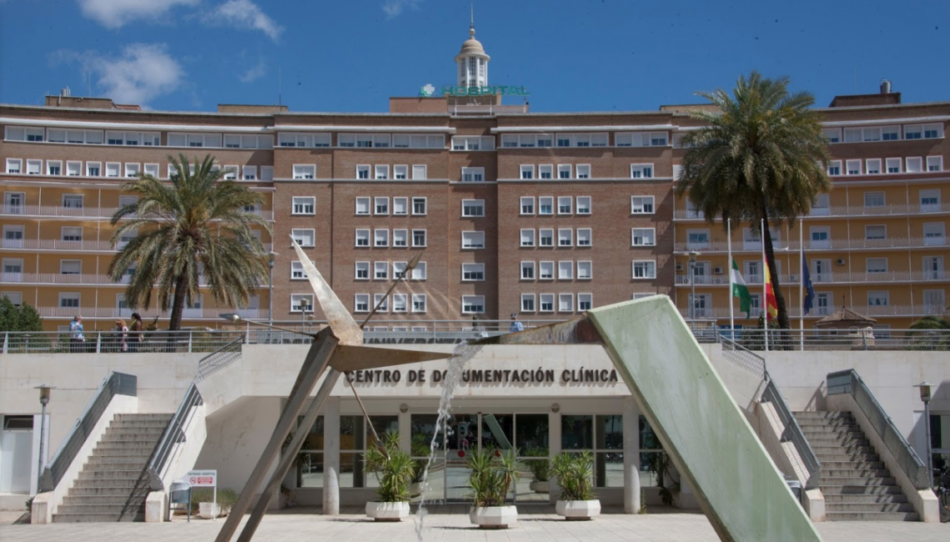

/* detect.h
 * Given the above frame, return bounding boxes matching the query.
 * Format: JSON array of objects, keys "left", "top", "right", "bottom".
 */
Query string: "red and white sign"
[{"left": 187, "top": 470, "right": 217, "bottom": 488}]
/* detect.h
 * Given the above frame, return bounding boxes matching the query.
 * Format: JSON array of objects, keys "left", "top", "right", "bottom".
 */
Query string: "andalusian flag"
[
  {"left": 731, "top": 259, "right": 751, "bottom": 318},
  {"left": 763, "top": 261, "right": 779, "bottom": 321}
]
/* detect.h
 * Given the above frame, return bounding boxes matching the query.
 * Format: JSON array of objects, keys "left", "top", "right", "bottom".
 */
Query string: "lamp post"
[
  {"left": 688, "top": 251, "right": 701, "bottom": 325},
  {"left": 914, "top": 382, "right": 933, "bottom": 487},
  {"left": 35, "top": 384, "right": 52, "bottom": 493},
  {"left": 299, "top": 299, "right": 311, "bottom": 334}
]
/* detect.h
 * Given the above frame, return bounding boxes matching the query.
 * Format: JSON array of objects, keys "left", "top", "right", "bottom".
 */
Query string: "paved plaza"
[{"left": 1, "top": 506, "right": 947, "bottom": 542}]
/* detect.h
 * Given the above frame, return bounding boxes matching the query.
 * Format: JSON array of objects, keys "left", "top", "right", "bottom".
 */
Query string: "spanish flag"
[{"left": 764, "top": 261, "right": 779, "bottom": 321}]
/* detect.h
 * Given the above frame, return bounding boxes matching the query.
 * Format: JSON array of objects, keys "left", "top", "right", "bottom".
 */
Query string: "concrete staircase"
[
  {"left": 53, "top": 413, "right": 172, "bottom": 523},
  {"left": 795, "top": 411, "right": 917, "bottom": 521}
]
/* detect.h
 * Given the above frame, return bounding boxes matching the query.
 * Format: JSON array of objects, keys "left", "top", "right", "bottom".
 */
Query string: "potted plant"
[
  {"left": 364, "top": 433, "right": 416, "bottom": 521},
  {"left": 468, "top": 449, "right": 520, "bottom": 529},
  {"left": 191, "top": 488, "right": 238, "bottom": 519},
  {"left": 524, "top": 447, "right": 550, "bottom": 493},
  {"left": 550, "top": 451, "right": 600, "bottom": 521}
]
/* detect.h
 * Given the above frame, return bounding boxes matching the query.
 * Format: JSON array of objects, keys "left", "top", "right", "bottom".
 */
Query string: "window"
[
  {"left": 278, "top": 133, "right": 330, "bottom": 147},
  {"left": 2, "top": 258, "right": 23, "bottom": 279},
  {"left": 520, "top": 165, "right": 534, "bottom": 180},
  {"left": 880, "top": 126, "right": 899, "bottom": 140},
  {"left": 923, "top": 124, "right": 943, "bottom": 138},
  {"left": 633, "top": 261, "right": 656, "bottom": 279},
  {"left": 292, "top": 197, "right": 315, "bottom": 215},
  {"left": 5, "top": 159, "right": 21, "bottom": 174},
  {"left": 822, "top": 128, "right": 841, "bottom": 143},
  {"left": 411, "top": 262, "right": 427, "bottom": 281},
  {"left": 392, "top": 197, "right": 408, "bottom": 215},
  {"left": 355, "top": 261, "right": 370, "bottom": 280},
  {"left": 462, "top": 263, "right": 485, "bottom": 281},
  {"left": 868, "top": 291, "right": 889, "bottom": 307},
  {"left": 374, "top": 229, "right": 389, "bottom": 247},
  {"left": 866, "top": 258, "right": 887, "bottom": 273},
  {"left": 864, "top": 192, "right": 885, "bottom": 207},
  {"left": 63, "top": 194, "right": 83, "bottom": 208},
  {"left": 631, "top": 196, "right": 655, "bottom": 214},
  {"left": 143, "top": 163, "right": 159, "bottom": 178},
  {"left": 558, "top": 229, "right": 573, "bottom": 247},
  {"left": 557, "top": 164, "right": 571, "bottom": 179},
  {"left": 292, "top": 164, "right": 316, "bottom": 180},
  {"left": 412, "top": 197, "right": 427, "bottom": 215},
  {"left": 241, "top": 165, "right": 257, "bottom": 181},
  {"left": 393, "top": 229, "right": 408, "bottom": 247},
  {"left": 885, "top": 158, "right": 901, "bottom": 174},
  {"left": 260, "top": 166, "right": 273, "bottom": 181},
  {"left": 412, "top": 294, "right": 427, "bottom": 313},
  {"left": 539, "top": 228, "right": 554, "bottom": 247},
  {"left": 865, "top": 225, "right": 886, "bottom": 240},
  {"left": 461, "top": 231, "right": 484, "bottom": 249},
  {"left": 59, "top": 293, "right": 80, "bottom": 308},
  {"left": 374, "top": 197, "right": 389, "bottom": 215},
  {"left": 45, "top": 160, "right": 62, "bottom": 176},
  {"left": 558, "top": 293, "right": 574, "bottom": 312},
  {"left": 412, "top": 165, "right": 427, "bottom": 180},
  {"left": 630, "top": 164, "right": 654, "bottom": 179},
  {"left": 577, "top": 261, "right": 592, "bottom": 280},
  {"left": 375, "top": 165, "right": 389, "bottom": 180},
  {"left": 520, "top": 197, "right": 535, "bottom": 215},
  {"left": 846, "top": 160, "right": 861, "bottom": 175},
  {"left": 291, "top": 261, "right": 308, "bottom": 280},
  {"left": 355, "top": 229, "right": 370, "bottom": 247},
  {"left": 462, "top": 199, "right": 485, "bottom": 217},
  {"left": 557, "top": 196, "right": 572, "bottom": 215},
  {"left": 354, "top": 197, "right": 371, "bottom": 215},
  {"left": 60, "top": 259, "right": 81, "bottom": 275},
  {"left": 576, "top": 196, "right": 591, "bottom": 214},
  {"left": 521, "top": 261, "right": 535, "bottom": 280},
  {"left": 357, "top": 165, "right": 370, "bottom": 179},
  {"left": 538, "top": 197, "right": 554, "bottom": 215},
  {"left": 291, "top": 229, "right": 315, "bottom": 247},
  {"left": 1, "top": 292, "right": 22, "bottom": 306},
  {"left": 578, "top": 293, "right": 592, "bottom": 311},
  {"left": 521, "top": 294, "right": 536, "bottom": 312},
  {"left": 827, "top": 160, "right": 841, "bottom": 176},
  {"left": 810, "top": 226, "right": 830, "bottom": 249},
  {"left": 866, "top": 159, "right": 881, "bottom": 175},
  {"left": 920, "top": 189, "right": 940, "bottom": 211},
  {"left": 924, "top": 223, "right": 946, "bottom": 246},
  {"left": 461, "top": 295, "right": 485, "bottom": 314},
  {"left": 687, "top": 229, "right": 711, "bottom": 250},
  {"left": 412, "top": 229, "right": 426, "bottom": 247},
  {"left": 3, "top": 192, "right": 25, "bottom": 214},
  {"left": 391, "top": 293, "right": 408, "bottom": 313},
  {"left": 353, "top": 294, "right": 369, "bottom": 313},
  {"left": 451, "top": 136, "right": 494, "bottom": 151},
  {"left": 539, "top": 293, "right": 554, "bottom": 312},
  {"left": 539, "top": 261, "right": 554, "bottom": 280},
  {"left": 374, "top": 262, "right": 389, "bottom": 280},
  {"left": 904, "top": 157, "right": 923, "bottom": 174},
  {"left": 577, "top": 228, "right": 592, "bottom": 247},
  {"left": 927, "top": 156, "right": 943, "bottom": 172},
  {"left": 3, "top": 225, "right": 24, "bottom": 248},
  {"left": 61, "top": 227, "right": 82, "bottom": 242},
  {"left": 632, "top": 228, "right": 655, "bottom": 246},
  {"left": 520, "top": 229, "right": 536, "bottom": 247},
  {"left": 615, "top": 132, "right": 669, "bottom": 147},
  {"left": 222, "top": 165, "right": 238, "bottom": 180},
  {"left": 392, "top": 134, "right": 443, "bottom": 148},
  {"left": 539, "top": 164, "right": 553, "bottom": 179},
  {"left": 393, "top": 165, "right": 408, "bottom": 180},
  {"left": 575, "top": 164, "right": 591, "bottom": 179}
]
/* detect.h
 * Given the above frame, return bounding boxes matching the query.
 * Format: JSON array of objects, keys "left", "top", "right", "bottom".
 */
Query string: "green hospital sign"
[{"left": 419, "top": 84, "right": 529, "bottom": 98}]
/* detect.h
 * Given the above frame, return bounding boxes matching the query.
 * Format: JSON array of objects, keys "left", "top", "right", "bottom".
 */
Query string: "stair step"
[
  {"left": 812, "top": 445, "right": 874, "bottom": 456},
  {"left": 66, "top": 487, "right": 147, "bottom": 497},
  {"left": 52, "top": 513, "right": 145, "bottom": 523},
  {"left": 825, "top": 494, "right": 908, "bottom": 504},
  {"left": 84, "top": 456, "right": 151, "bottom": 466},
  {"left": 793, "top": 411, "right": 853, "bottom": 419},
  {"left": 822, "top": 461, "right": 886, "bottom": 470},
  {"left": 100, "top": 434, "right": 166, "bottom": 443},
  {"left": 109, "top": 419, "right": 172, "bottom": 427},
  {"left": 800, "top": 427, "right": 864, "bottom": 436},
  {"left": 806, "top": 436, "right": 870, "bottom": 446},
  {"left": 62, "top": 495, "right": 148, "bottom": 506},
  {"left": 821, "top": 485, "right": 903, "bottom": 496},
  {"left": 77, "top": 469, "right": 148, "bottom": 481},
  {"left": 826, "top": 502, "right": 916, "bottom": 513},
  {"left": 823, "top": 469, "right": 892, "bottom": 478},
  {"left": 115, "top": 414, "right": 173, "bottom": 421},
  {"left": 825, "top": 512, "right": 919, "bottom": 521},
  {"left": 55, "top": 504, "right": 147, "bottom": 516},
  {"left": 819, "top": 476, "right": 896, "bottom": 486},
  {"left": 94, "top": 443, "right": 157, "bottom": 452},
  {"left": 71, "top": 479, "right": 143, "bottom": 489}
]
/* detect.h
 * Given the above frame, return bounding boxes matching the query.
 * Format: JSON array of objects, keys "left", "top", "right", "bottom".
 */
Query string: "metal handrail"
[
  {"left": 39, "top": 372, "right": 137, "bottom": 492},
  {"left": 827, "top": 369, "right": 930, "bottom": 489},
  {"left": 761, "top": 379, "right": 822, "bottom": 489},
  {"left": 195, "top": 337, "right": 244, "bottom": 381},
  {"left": 720, "top": 337, "right": 767, "bottom": 378}
]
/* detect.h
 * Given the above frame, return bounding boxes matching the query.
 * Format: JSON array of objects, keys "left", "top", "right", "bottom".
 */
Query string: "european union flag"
[{"left": 802, "top": 249, "right": 816, "bottom": 315}]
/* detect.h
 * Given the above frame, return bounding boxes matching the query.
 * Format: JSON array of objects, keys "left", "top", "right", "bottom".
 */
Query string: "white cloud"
[
  {"left": 205, "top": 0, "right": 282, "bottom": 41},
  {"left": 238, "top": 57, "right": 267, "bottom": 83},
  {"left": 77, "top": 0, "right": 200, "bottom": 28},
  {"left": 54, "top": 44, "right": 184, "bottom": 106},
  {"left": 382, "top": 0, "right": 423, "bottom": 19}
]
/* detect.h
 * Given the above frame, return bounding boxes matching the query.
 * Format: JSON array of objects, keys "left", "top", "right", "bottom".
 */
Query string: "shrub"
[
  {"left": 550, "top": 451, "right": 594, "bottom": 502},
  {"left": 523, "top": 447, "right": 550, "bottom": 482},
  {"left": 190, "top": 487, "right": 238, "bottom": 512},
  {"left": 364, "top": 432, "right": 416, "bottom": 503},
  {"left": 467, "top": 449, "right": 520, "bottom": 508}
]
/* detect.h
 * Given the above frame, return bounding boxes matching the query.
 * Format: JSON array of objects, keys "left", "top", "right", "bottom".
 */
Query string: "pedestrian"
[
  {"left": 115, "top": 319, "right": 129, "bottom": 352},
  {"left": 129, "top": 313, "right": 144, "bottom": 353},
  {"left": 69, "top": 315, "right": 84, "bottom": 353},
  {"left": 509, "top": 312, "right": 524, "bottom": 333}
]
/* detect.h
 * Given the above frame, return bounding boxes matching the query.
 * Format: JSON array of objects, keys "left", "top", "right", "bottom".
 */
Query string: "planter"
[
  {"left": 410, "top": 482, "right": 424, "bottom": 497},
  {"left": 555, "top": 499, "right": 601, "bottom": 521},
  {"left": 469, "top": 505, "right": 518, "bottom": 529},
  {"left": 529, "top": 480, "right": 550, "bottom": 494},
  {"left": 366, "top": 502, "right": 410, "bottom": 522},
  {"left": 198, "top": 502, "right": 230, "bottom": 519}
]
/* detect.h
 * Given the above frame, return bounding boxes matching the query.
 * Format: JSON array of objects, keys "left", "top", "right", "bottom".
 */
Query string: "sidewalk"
[{"left": 0, "top": 506, "right": 946, "bottom": 542}]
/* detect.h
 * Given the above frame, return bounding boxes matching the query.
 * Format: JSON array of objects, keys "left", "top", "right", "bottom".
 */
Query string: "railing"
[
  {"left": 676, "top": 270, "right": 948, "bottom": 285},
  {"left": 715, "top": 328, "right": 950, "bottom": 352},
  {"left": 827, "top": 369, "right": 931, "bottom": 489},
  {"left": 1, "top": 330, "right": 245, "bottom": 354},
  {"left": 39, "top": 372, "right": 137, "bottom": 492},
  {"left": 0, "top": 204, "right": 275, "bottom": 221},
  {"left": 720, "top": 336, "right": 766, "bottom": 378},
  {"left": 145, "top": 381, "right": 202, "bottom": 491},
  {"left": 761, "top": 379, "right": 821, "bottom": 490},
  {"left": 674, "top": 236, "right": 948, "bottom": 253},
  {"left": 677, "top": 304, "right": 947, "bottom": 319},
  {"left": 195, "top": 337, "right": 244, "bottom": 381},
  {"left": 674, "top": 202, "right": 950, "bottom": 220},
  {"left": 32, "top": 306, "right": 269, "bottom": 320},
  {"left": 0, "top": 239, "right": 273, "bottom": 253}
]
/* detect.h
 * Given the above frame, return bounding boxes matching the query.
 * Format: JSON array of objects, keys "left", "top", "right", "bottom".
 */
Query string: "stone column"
[
  {"left": 398, "top": 407, "right": 411, "bottom": 453},
  {"left": 548, "top": 409, "right": 561, "bottom": 504},
  {"left": 323, "top": 397, "right": 340, "bottom": 515},
  {"left": 623, "top": 396, "right": 641, "bottom": 514}
]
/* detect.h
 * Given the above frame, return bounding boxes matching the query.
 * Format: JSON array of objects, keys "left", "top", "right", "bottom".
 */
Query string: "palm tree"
[
  {"left": 108, "top": 154, "right": 272, "bottom": 331},
  {"left": 678, "top": 72, "right": 831, "bottom": 329}
]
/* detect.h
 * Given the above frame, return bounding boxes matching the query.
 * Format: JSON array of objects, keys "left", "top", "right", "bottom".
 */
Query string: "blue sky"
[{"left": 0, "top": 0, "right": 947, "bottom": 113}]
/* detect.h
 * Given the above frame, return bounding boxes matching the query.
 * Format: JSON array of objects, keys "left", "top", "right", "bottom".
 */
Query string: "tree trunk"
[
  {"left": 761, "top": 214, "right": 791, "bottom": 330},
  {"left": 168, "top": 272, "right": 188, "bottom": 331}
]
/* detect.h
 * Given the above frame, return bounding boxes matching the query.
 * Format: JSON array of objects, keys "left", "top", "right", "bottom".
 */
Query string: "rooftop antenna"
[{"left": 470, "top": 1, "right": 475, "bottom": 36}]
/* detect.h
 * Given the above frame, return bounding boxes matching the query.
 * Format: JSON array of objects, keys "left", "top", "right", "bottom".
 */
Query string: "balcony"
[
  {"left": 0, "top": 273, "right": 221, "bottom": 286},
  {"left": 673, "top": 202, "right": 950, "bottom": 221},
  {"left": 677, "top": 304, "right": 946, "bottom": 319},
  {"left": 676, "top": 270, "right": 948, "bottom": 285},
  {"left": 673, "top": 236, "right": 948, "bottom": 253},
  {"left": 0, "top": 204, "right": 275, "bottom": 221},
  {"left": 0, "top": 238, "right": 273, "bottom": 253},
  {"left": 34, "top": 306, "right": 270, "bottom": 320}
]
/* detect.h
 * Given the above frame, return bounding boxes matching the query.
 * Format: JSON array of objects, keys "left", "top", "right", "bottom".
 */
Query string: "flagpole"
[
  {"left": 799, "top": 218, "right": 805, "bottom": 351},
  {"left": 728, "top": 218, "right": 734, "bottom": 337},
  {"left": 762, "top": 218, "right": 768, "bottom": 352}
]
